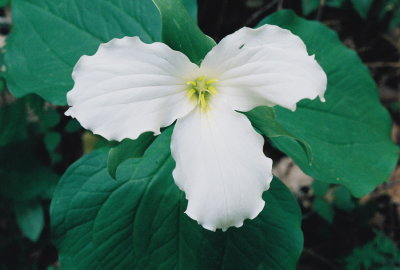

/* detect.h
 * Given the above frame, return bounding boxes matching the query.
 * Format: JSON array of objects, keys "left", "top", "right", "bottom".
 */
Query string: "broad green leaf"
[
  {"left": 245, "top": 106, "right": 313, "bottom": 164},
  {"left": 152, "top": 0, "right": 215, "bottom": 64},
  {"left": 107, "top": 132, "right": 156, "bottom": 179},
  {"left": 5, "top": 0, "right": 161, "bottom": 105},
  {"left": 351, "top": 0, "right": 374, "bottom": 19},
  {"left": 259, "top": 10, "right": 398, "bottom": 197},
  {"left": 51, "top": 129, "right": 303, "bottom": 270},
  {"left": 15, "top": 201, "right": 45, "bottom": 242},
  {"left": 182, "top": 0, "right": 198, "bottom": 22}
]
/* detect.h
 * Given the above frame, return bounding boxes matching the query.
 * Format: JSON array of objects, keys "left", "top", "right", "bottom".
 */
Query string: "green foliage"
[
  {"left": 301, "top": 0, "right": 400, "bottom": 31},
  {"left": 40, "top": 110, "right": 61, "bottom": 131},
  {"left": 245, "top": 106, "right": 313, "bottom": 164},
  {"left": 0, "top": 0, "right": 8, "bottom": 7},
  {"left": 0, "top": 99, "right": 28, "bottom": 146},
  {"left": 44, "top": 132, "right": 61, "bottom": 152},
  {"left": 313, "top": 181, "right": 330, "bottom": 197},
  {"left": 64, "top": 119, "right": 81, "bottom": 133},
  {"left": 259, "top": 10, "right": 398, "bottom": 197},
  {"left": 51, "top": 129, "right": 303, "bottom": 270},
  {"left": 5, "top": 0, "right": 162, "bottom": 104},
  {"left": 153, "top": 0, "right": 216, "bottom": 64},
  {"left": 0, "top": 140, "right": 58, "bottom": 255},
  {"left": 14, "top": 201, "right": 45, "bottom": 242},
  {"left": 0, "top": 93, "right": 60, "bottom": 263},
  {"left": 107, "top": 132, "right": 156, "bottom": 179},
  {"left": 44, "top": 131, "right": 62, "bottom": 163},
  {"left": 380, "top": 0, "right": 400, "bottom": 31},
  {"left": 311, "top": 181, "right": 356, "bottom": 223},
  {"left": 301, "top": 0, "right": 320, "bottom": 16},
  {"left": 313, "top": 197, "right": 334, "bottom": 223},
  {"left": 0, "top": 141, "right": 58, "bottom": 202},
  {"left": 334, "top": 186, "right": 356, "bottom": 212},
  {"left": 344, "top": 232, "right": 400, "bottom": 269},
  {"left": 350, "top": 0, "right": 374, "bottom": 18},
  {"left": 311, "top": 181, "right": 334, "bottom": 223},
  {"left": 182, "top": 0, "right": 198, "bottom": 22},
  {"left": 301, "top": 0, "right": 347, "bottom": 15}
]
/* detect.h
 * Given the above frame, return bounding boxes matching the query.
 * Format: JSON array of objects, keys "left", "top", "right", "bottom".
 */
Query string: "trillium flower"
[{"left": 65, "top": 24, "right": 327, "bottom": 231}]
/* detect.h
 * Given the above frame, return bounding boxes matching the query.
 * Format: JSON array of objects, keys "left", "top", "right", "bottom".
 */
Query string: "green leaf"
[
  {"left": 258, "top": 10, "right": 398, "bottom": 197},
  {"left": 344, "top": 232, "right": 400, "bottom": 270},
  {"left": 41, "top": 109, "right": 61, "bottom": 130},
  {"left": 333, "top": 186, "right": 356, "bottom": 212},
  {"left": 301, "top": 0, "right": 320, "bottom": 16},
  {"left": 313, "top": 197, "right": 334, "bottom": 223},
  {"left": 0, "top": 0, "right": 9, "bottom": 7},
  {"left": 301, "top": 0, "right": 347, "bottom": 16},
  {"left": 107, "top": 132, "right": 156, "bottom": 179},
  {"left": 326, "top": 0, "right": 346, "bottom": 8},
  {"left": 51, "top": 129, "right": 303, "bottom": 270},
  {"left": 245, "top": 106, "right": 313, "bottom": 165},
  {"left": 44, "top": 131, "right": 61, "bottom": 152},
  {"left": 182, "top": 0, "right": 198, "bottom": 22},
  {"left": 0, "top": 141, "right": 58, "bottom": 202},
  {"left": 152, "top": 0, "right": 215, "bottom": 64},
  {"left": 5, "top": 0, "right": 161, "bottom": 105},
  {"left": 15, "top": 201, "right": 45, "bottom": 242},
  {"left": 389, "top": 4, "right": 400, "bottom": 31},
  {"left": 64, "top": 119, "right": 81, "bottom": 133},
  {"left": 351, "top": 0, "right": 374, "bottom": 19},
  {"left": 0, "top": 99, "right": 27, "bottom": 146},
  {"left": 312, "top": 181, "right": 330, "bottom": 197}
]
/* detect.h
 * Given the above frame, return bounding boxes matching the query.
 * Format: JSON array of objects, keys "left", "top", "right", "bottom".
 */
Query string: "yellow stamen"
[
  {"left": 187, "top": 88, "right": 196, "bottom": 99},
  {"left": 199, "top": 93, "right": 207, "bottom": 111},
  {"left": 206, "top": 79, "right": 218, "bottom": 84},
  {"left": 185, "top": 76, "right": 218, "bottom": 112},
  {"left": 207, "top": 86, "right": 217, "bottom": 95}
]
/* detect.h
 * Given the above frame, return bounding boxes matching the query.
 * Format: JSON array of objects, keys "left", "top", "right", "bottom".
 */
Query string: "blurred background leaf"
[
  {"left": 344, "top": 232, "right": 400, "bottom": 269},
  {"left": 14, "top": 202, "right": 45, "bottom": 242}
]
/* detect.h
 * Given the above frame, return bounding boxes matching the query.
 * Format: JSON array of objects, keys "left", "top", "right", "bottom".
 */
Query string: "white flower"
[{"left": 65, "top": 25, "right": 327, "bottom": 231}]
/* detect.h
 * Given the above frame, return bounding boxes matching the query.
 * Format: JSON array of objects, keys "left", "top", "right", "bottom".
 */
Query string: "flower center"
[{"left": 186, "top": 76, "right": 218, "bottom": 111}]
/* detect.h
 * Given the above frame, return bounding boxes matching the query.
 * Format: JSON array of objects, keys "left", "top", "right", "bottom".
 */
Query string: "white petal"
[
  {"left": 66, "top": 37, "right": 198, "bottom": 141},
  {"left": 171, "top": 99, "right": 273, "bottom": 231},
  {"left": 200, "top": 25, "right": 327, "bottom": 111}
]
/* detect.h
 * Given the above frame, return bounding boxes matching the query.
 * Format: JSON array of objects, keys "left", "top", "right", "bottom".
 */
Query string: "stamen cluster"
[{"left": 186, "top": 76, "right": 218, "bottom": 111}]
